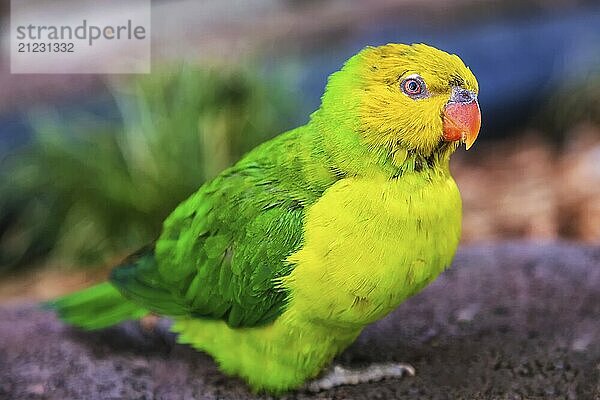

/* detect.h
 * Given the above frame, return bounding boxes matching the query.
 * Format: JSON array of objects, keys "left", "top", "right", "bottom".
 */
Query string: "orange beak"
[{"left": 443, "top": 96, "right": 481, "bottom": 150}]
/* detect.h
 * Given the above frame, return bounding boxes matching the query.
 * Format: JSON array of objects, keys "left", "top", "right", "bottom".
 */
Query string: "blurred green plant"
[
  {"left": 0, "top": 65, "right": 296, "bottom": 271},
  {"left": 536, "top": 71, "right": 600, "bottom": 144}
]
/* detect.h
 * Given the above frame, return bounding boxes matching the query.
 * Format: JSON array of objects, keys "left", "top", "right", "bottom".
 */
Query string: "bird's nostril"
[{"left": 453, "top": 88, "right": 473, "bottom": 103}]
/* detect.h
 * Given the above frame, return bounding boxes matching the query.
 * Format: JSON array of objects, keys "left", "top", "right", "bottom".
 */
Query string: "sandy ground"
[{"left": 1, "top": 242, "right": 599, "bottom": 399}]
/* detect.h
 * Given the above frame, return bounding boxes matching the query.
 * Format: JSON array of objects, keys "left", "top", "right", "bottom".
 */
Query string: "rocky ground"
[{"left": 1, "top": 242, "right": 599, "bottom": 399}]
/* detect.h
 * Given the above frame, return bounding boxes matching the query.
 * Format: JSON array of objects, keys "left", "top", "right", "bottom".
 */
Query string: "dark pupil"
[{"left": 407, "top": 80, "right": 419, "bottom": 92}]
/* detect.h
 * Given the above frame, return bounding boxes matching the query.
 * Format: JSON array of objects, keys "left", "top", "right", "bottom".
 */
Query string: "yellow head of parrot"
[{"left": 316, "top": 43, "right": 482, "bottom": 164}]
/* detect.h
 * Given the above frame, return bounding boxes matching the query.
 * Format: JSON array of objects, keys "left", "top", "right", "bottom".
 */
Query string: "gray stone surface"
[{"left": 1, "top": 242, "right": 600, "bottom": 399}]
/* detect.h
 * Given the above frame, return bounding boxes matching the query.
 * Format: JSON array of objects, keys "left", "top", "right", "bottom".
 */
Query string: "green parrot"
[{"left": 48, "top": 43, "right": 481, "bottom": 393}]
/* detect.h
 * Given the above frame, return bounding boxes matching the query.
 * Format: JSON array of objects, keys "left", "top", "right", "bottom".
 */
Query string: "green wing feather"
[
  {"left": 44, "top": 281, "right": 147, "bottom": 330},
  {"left": 110, "top": 127, "right": 338, "bottom": 327}
]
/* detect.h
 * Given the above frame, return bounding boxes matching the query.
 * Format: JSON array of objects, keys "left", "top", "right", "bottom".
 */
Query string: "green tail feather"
[{"left": 44, "top": 282, "right": 148, "bottom": 330}]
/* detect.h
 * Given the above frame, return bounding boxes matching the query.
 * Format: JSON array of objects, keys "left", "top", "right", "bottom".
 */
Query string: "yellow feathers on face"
[
  {"left": 322, "top": 43, "right": 479, "bottom": 158},
  {"left": 359, "top": 44, "right": 478, "bottom": 155}
]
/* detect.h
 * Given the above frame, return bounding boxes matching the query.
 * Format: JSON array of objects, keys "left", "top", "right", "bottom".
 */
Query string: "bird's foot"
[{"left": 305, "top": 362, "right": 416, "bottom": 392}]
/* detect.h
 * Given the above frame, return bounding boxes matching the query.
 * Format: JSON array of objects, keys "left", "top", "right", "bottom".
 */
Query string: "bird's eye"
[{"left": 401, "top": 76, "right": 426, "bottom": 98}]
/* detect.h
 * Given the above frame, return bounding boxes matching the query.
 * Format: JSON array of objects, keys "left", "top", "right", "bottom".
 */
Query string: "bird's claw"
[{"left": 305, "top": 362, "right": 416, "bottom": 392}]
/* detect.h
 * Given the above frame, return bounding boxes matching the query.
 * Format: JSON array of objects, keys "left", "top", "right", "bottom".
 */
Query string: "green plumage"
[
  {"left": 45, "top": 282, "right": 146, "bottom": 330},
  {"left": 127, "top": 128, "right": 336, "bottom": 326},
  {"left": 48, "top": 126, "right": 340, "bottom": 328},
  {"left": 47, "top": 43, "right": 480, "bottom": 393}
]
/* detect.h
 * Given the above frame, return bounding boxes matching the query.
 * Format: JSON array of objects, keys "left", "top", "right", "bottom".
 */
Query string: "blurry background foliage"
[
  {"left": 536, "top": 72, "right": 600, "bottom": 144},
  {"left": 0, "top": 66, "right": 296, "bottom": 272}
]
